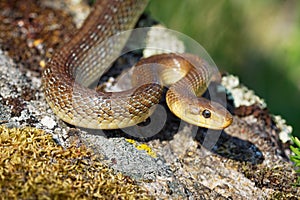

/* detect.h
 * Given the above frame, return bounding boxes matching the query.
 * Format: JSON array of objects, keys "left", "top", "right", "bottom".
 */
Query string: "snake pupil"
[{"left": 202, "top": 109, "right": 211, "bottom": 118}]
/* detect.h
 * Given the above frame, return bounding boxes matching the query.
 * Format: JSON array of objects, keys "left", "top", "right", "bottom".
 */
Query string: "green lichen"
[{"left": 0, "top": 126, "right": 151, "bottom": 199}]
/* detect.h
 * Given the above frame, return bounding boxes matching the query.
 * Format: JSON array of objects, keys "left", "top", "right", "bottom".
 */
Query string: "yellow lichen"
[
  {"left": 0, "top": 126, "right": 151, "bottom": 199},
  {"left": 125, "top": 139, "right": 157, "bottom": 158}
]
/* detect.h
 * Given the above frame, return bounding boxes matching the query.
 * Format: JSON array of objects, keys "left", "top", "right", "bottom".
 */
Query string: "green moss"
[{"left": 0, "top": 126, "right": 151, "bottom": 199}]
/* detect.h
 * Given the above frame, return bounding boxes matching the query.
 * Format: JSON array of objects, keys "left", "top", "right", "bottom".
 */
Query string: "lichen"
[
  {"left": 0, "top": 126, "right": 151, "bottom": 199},
  {"left": 274, "top": 115, "right": 293, "bottom": 143},
  {"left": 222, "top": 75, "right": 266, "bottom": 108},
  {"left": 126, "top": 139, "right": 157, "bottom": 158},
  {"left": 222, "top": 75, "right": 293, "bottom": 144}
]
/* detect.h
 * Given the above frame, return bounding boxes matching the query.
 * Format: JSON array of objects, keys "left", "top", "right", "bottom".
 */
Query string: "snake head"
[{"left": 181, "top": 98, "right": 233, "bottom": 130}]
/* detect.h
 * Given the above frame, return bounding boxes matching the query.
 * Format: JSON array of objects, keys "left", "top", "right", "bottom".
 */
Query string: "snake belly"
[{"left": 42, "top": 0, "right": 233, "bottom": 130}]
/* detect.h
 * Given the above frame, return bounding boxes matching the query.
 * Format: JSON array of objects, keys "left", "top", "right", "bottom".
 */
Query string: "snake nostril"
[{"left": 202, "top": 109, "right": 211, "bottom": 118}]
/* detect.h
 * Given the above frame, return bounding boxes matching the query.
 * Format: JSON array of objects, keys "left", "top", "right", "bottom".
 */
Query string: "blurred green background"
[{"left": 148, "top": 0, "right": 300, "bottom": 137}]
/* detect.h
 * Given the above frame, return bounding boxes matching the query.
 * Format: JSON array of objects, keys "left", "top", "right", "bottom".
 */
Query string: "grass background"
[{"left": 148, "top": 0, "right": 300, "bottom": 137}]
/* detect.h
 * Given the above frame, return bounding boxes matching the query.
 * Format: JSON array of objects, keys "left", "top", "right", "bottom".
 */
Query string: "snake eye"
[{"left": 202, "top": 109, "right": 211, "bottom": 118}]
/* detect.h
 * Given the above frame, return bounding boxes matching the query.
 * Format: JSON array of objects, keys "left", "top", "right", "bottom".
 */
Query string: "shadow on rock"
[{"left": 195, "top": 128, "right": 264, "bottom": 165}]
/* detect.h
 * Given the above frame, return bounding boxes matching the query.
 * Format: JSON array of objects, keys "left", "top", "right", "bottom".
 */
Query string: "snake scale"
[{"left": 42, "top": 0, "right": 233, "bottom": 130}]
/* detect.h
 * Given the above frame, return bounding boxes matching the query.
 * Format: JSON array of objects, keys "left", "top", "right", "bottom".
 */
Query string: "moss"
[
  {"left": 269, "top": 191, "right": 299, "bottom": 200},
  {"left": 241, "top": 162, "right": 299, "bottom": 198},
  {"left": 0, "top": 126, "right": 151, "bottom": 199}
]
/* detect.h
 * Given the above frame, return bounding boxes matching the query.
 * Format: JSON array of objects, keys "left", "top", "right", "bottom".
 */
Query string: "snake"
[{"left": 42, "top": 0, "right": 233, "bottom": 130}]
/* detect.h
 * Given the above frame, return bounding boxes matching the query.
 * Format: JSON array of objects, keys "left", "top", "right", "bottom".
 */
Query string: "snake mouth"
[
  {"left": 197, "top": 118, "right": 232, "bottom": 130},
  {"left": 224, "top": 112, "right": 233, "bottom": 128},
  {"left": 191, "top": 108, "right": 233, "bottom": 130},
  {"left": 208, "top": 110, "right": 233, "bottom": 130},
  {"left": 175, "top": 110, "right": 233, "bottom": 130},
  {"left": 166, "top": 98, "right": 233, "bottom": 130}
]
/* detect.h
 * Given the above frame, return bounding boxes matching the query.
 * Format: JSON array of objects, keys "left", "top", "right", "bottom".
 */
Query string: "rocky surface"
[{"left": 0, "top": 0, "right": 298, "bottom": 199}]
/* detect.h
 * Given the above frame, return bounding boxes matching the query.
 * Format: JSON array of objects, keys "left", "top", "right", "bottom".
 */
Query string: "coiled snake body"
[{"left": 42, "top": 0, "right": 233, "bottom": 130}]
